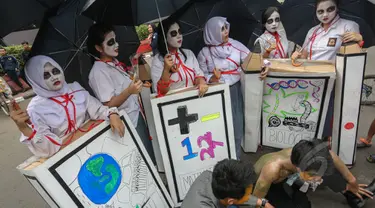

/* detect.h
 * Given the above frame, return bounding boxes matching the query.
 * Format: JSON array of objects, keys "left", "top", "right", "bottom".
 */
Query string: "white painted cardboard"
[
  {"left": 151, "top": 84, "right": 236, "bottom": 206},
  {"left": 241, "top": 70, "right": 263, "bottom": 153},
  {"left": 140, "top": 87, "right": 165, "bottom": 172},
  {"left": 332, "top": 53, "right": 367, "bottom": 165},
  {"left": 260, "top": 71, "right": 335, "bottom": 149},
  {"left": 17, "top": 114, "right": 174, "bottom": 208}
]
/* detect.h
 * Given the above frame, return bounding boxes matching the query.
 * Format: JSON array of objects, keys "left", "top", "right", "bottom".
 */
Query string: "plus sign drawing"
[{"left": 168, "top": 105, "right": 198, "bottom": 135}]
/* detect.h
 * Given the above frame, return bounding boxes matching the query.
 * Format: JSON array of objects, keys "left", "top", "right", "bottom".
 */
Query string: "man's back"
[{"left": 181, "top": 171, "right": 224, "bottom": 208}]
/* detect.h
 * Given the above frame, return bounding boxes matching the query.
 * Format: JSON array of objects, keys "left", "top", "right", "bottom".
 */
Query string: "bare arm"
[
  {"left": 104, "top": 88, "right": 132, "bottom": 108},
  {"left": 253, "top": 169, "right": 277, "bottom": 199},
  {"left": 330, "top": 150, "right": 356, "bottom": 183}
]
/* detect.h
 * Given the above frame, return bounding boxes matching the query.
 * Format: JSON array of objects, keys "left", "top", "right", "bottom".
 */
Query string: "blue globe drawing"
[{"left": 78, "top": 153, "right": 122, "bottom": 204}]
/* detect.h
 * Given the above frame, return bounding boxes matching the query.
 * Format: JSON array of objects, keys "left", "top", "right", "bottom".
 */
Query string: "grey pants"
[
  {"left": 135, "top": 113, "right": 156, "bottom": 164},
  {"left": 230, "top": 81, "right": 244, "bottom": 158}
]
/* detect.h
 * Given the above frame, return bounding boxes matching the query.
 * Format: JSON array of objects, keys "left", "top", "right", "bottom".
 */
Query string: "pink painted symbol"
[
  {"left": 344, "top": 122, "right": 355, "bottom": 130},
  {"left": 197, "top": 132, "right": 224, "bottom": 161}
]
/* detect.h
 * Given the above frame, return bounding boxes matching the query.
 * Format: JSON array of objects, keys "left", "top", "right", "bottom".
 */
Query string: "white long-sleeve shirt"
[
  {"left": 151, "top": 49, "right": 204, "bottom": 92},
  {"left": 256, "top": 27, "right": 289, "bottom": 58},
  {"left": 89, "top": 60, "right": 140, "bottom": 127},
  {"left": 197, "top": 39, "right": 250, "bottom": 86},
  {"left": 20, "top": 82, "right": 113, "bottom": 157}
]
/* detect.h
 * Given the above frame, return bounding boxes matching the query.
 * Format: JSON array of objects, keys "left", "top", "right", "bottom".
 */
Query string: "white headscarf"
[
  {"left": 203, "top": 16, "right": 232, "bottom": 59},
  {"left": 25, "top": 55, "right": 69, "bottom": 98}
]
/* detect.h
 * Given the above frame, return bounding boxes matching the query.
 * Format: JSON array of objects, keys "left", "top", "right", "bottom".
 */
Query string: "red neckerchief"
[
  {"left": 45, "top": 90, "right": 100, "bottom": 146},
  {"left": 172, "top": 51, "right": 196, "bottom": 88},
  {"left": 100, "top": 59, "right": 132, "bottom": 72},
  {"left": 308, "top": 16, "right": 340, "bottom": 60},
  {"left": 266, "top": 31, "right": 286, "bottom": 58},
  {"left": 208, "top": 42, "right": 246, "bottom": 76}
]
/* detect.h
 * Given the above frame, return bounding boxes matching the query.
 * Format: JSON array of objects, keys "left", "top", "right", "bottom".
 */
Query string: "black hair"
[
  {"left": 212, "top": 159, "right": 257, "bottom": 200},
  {"left": 291, "top": 139, "right": 334, "bottom": 176},
  {"left": 148, "top": 23, "right": 157, "bottom": 32},
  {"left": 262, "top": 7, "right": 280, "bottom": 26},
  {"left": 87, "top": 23, "right": 115, "bottom": 62},
  {"left": 316, "top": 0, "right": 339, "bottom": 8},
  {"left": 156, "top": 18, "right": 187, "bottom": 60},
  {"left": 21, "top": 41, "right": 29, "bottom": 45}
]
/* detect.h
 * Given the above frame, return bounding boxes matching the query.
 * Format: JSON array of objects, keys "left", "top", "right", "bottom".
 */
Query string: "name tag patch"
[{"left": 327, "top": 38, "right": 337, "bottom": 47}]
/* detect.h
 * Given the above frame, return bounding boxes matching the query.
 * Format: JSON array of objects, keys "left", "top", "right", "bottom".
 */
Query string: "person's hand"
[
  {"left": 265, "top": 202, "right": 275, "bottom": 208},
  {"left": 346, "top": 181, "right": 374, "bottom": 200},
  {"left": 291, "top": 51, "right": 301, "bottom": 60},
  {"left": 10, "top": 109, "right": 30, "bottom": 130},
  {"left": 109, "top": 114, "right": 125, "bottom": 137},
  {"left": 266, "top": 42, "right": 277, "bottom": 53},
  {"left": 342, "top": 32, "right": 363, "bottom": 43},
  {"left": 164, "top": 54, "right": 175, "bottom": 72},
  {"left": 209, "top": 68, "right": 221, "bottom": 83},
  {"left": 198, "top": 83, "right": 208, "bottom": 97},
  {"left": 15, "top": 68, "right": 19, "bottom": 72},
  {"left": 259, "top": 67, "right": 269, "bottom": 80},
  {"left": 128, "top": 79, "right": 143, "bottom": 94}
]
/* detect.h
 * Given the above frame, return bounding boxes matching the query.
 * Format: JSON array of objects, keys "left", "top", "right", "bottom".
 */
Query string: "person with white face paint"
[
  {"left": 292, "top": 0, "right": 363, "bottom": 61},
  {"left": 9, "top": 55, "right": 125, "bottom": 157},
  {"left": 197, "top": 16, "right": 269, "bottom": 158},
  {"left": 255, "top": 7, "right": 289, "bottom": 59},
  {"left": 87, "top": 23, "right": 156, "bottom": 164},
  {"left": 151, "top": 18, "right": 208, "bottom": 97}
]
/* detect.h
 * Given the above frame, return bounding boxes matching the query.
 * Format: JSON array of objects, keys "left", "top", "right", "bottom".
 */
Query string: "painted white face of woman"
[
  {"left": 265, "top": 11, "right": 280, "bottom": 33},
  {"left": 167, "top": 23, "right": 183, "bottom": 48},
  {"left": 316, "top": 1, "right": 337, "bottom": 24},
  {"left": 221, "top": 23, "right": 229, "bottom": 43},
  {"left": 102, "top": 31, "right": 119, "bottom": 57},
  {"left": 43, "top": 62, "right": 64, "bottom": 91}
]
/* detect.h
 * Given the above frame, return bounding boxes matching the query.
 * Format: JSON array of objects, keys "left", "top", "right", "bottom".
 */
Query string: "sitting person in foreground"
[
  {"left": 182, "top": 159, "right": 274, "bottom": 208},
  {"left": 253, "top": 139, "right": 374, "bottom": 208},
  {"left": 10, "top": 55, "right": 125, "bottom": 157}
]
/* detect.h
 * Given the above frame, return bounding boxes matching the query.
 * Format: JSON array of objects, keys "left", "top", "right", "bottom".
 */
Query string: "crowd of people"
[{"left": 6, "top": 0, "right": 375, "bottom": 207}]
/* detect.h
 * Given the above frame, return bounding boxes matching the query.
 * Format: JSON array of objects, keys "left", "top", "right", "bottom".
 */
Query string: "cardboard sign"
[
  {"left": 151, "top": 84, "right": 236, "bottom": 206},
  {"left": 18, "top": 115, "right": 173, "bottom": 208},
  {"left": 242, "top": 59, "right": 336, "bottom": 150},
  {"left": 332, "top": 52, "right": 367, "bottom": 165}
]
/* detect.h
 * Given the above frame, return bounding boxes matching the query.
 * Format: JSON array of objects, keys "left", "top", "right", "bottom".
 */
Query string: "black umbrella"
[
  {"left": 0, "top": 0, "right": 63, "bottom": 38},
  {"left": 30, "top": 0, "right": 140, "bottom": 94},
  {"left": 82, "top": 0, "right": 189, "bottom": 25},
  {"left": 167, "top": 0, "right": 258, "bottom": 55},
  {"left": 243, "top": 0, "right": 375, "bottom": 47}
]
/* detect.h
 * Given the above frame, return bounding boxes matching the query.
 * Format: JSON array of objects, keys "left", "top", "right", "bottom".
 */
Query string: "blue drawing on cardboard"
[{"left": 78, "top": 153, "right": 122, "bottom": 204}]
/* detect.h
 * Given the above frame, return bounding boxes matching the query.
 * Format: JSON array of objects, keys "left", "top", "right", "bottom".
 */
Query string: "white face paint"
[
  {"left": 43, "top": 62, "right": 64, "bottom": 91},
  {"left": 221, "top": 23, "right": 230, "bottom": 43},
  {"left": 102, "top": 31, "right": 119, "bottom": 57},
  {"left": 167, "top": 23, "right": 183, "bottom": 49},
  {"left": 316, "top": 1, "right": 337, "bottom": 24},
  {"left": 265, "top": 11, "right": 280, "bottom": 33}
]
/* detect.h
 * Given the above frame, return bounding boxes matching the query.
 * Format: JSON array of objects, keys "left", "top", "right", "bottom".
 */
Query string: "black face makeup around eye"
[
  {"left": 327, "top": 6, "right": 336, "bottom": 12},
  {"left": 317, "top": 10, "right": 324, "bottom": 15},
  {"left": 267, "top": 19, "right": 274, "bottom": 24},
  {"left": 44, "top": 72, "right": 51, "bottom": 80},
  {"left": 169, "top": 29, "right": 181, "bottom": 38},
  {"left": 275, "top": 17, "right": 280, "bottom": 22},
  {"left": 107, "top": 38, "right": 116, "bottom": 46},
  {"left": 52, "top": 67, "right": 61, "bottom": 75}
]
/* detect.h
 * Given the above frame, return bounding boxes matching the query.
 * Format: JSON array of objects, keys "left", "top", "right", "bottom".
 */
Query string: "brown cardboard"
[
  {"left": 241, "top": 53, "right": 263, "bottom": 71},
  {"left": 139, "top": 63, "right": 151, "bottom": 81},
  {"left": 339, "top": 43, "right": 362, "bottom": 54},
  {"left": 268, "top": 59, "right": 335, "bottom": 73}
]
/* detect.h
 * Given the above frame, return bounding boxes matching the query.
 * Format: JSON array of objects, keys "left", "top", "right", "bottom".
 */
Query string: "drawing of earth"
[{"left": 78, "top": 153, "right": 122, "bottom": 204}]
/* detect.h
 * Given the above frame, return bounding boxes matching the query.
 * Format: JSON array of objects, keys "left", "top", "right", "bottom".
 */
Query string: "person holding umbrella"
[
  {"left": 255, "top": 7, "right": 290, "bottom": 59},
  {"left": 87, "top": 23, "right": 156, "bottom": 164},
  {"left": 197, "top": 16, "right": 268, "bottom": 157},
  {"left": 9, "top": 55, "right": 125, "bottom": 157},
  {"left": 150, "top": 17, "right": 208, "bottom": 97}
]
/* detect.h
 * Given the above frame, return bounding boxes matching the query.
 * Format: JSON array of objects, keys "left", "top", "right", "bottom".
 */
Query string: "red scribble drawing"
[{"left": 197, "top": 132, "right": 224, "bottom": 161}]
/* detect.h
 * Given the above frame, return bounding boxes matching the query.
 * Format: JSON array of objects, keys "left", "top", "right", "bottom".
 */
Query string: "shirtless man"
[{"left": 253, "top": 139, "right": 374, "bottom": 208}]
